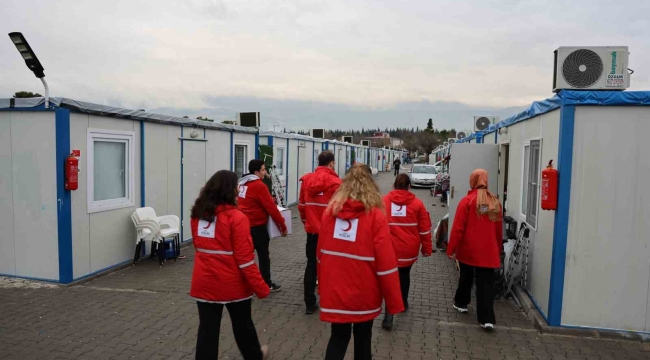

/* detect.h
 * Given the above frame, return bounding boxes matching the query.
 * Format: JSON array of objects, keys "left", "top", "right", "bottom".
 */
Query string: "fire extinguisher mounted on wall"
[
  {"left": 541, "top": 159, "right": 558, "bottom": 211},
  {"left": 65, "top": 150, "right": 80, "bottom": 191}
]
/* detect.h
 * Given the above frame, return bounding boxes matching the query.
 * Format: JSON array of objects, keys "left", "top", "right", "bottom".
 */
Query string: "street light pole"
[{"left": 7, "top": 32, "right": 49, "bottom": 108}]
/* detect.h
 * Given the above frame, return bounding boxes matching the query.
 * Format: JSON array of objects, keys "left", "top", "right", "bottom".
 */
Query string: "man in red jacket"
[
  {"left": 239, "top": 159, "right": 288, "bottom": 292},
  {"left": 298, "top": 150, "right": 342, "bottom": 314}
]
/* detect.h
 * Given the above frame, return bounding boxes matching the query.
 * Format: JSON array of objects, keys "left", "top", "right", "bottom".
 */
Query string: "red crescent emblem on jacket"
[
  {"left": 202, "top": 221, "right": 212, "bottom": 229},
  {"left": 397, "top": 205, "right": 403, "bottom": 211},
  {"left": 342, "top": 220, "right": 352, "bottom": 232}
]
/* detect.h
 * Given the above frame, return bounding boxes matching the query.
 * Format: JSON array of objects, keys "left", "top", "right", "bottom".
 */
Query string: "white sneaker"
[
  {"left": 480, "top": 323, "right": 495, "bottom": 330},
  {"left": 453, "top": 304, "right": 468, "bottom": 313}
]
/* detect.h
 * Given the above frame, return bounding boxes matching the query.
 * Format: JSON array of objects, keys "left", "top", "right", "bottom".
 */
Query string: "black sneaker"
[
  {"left": 306, "top": 303, "right": 319, "bottom": 314},
  {"left": 269, "top": 283, "right": 282, "bottom": 292},
  {"left": 381, "top": 314, "right": 394, "bottom": 330}
]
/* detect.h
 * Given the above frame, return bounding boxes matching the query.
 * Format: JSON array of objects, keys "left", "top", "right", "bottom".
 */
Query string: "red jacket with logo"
[
  {"left": 446, "top": 189, "right": 503, "bottom": 268},
  {"left": 190, "top": 204, "right": 271, "bottom": 303},
  {"left": 317, "top": 200, "right": 404, "bottom": 323},
  {"left": 237, "top": 175, "right": 287, "bottom": 233},
  {"left": 298, "top": 167, "right": 342, "bottom": 234},
  {"left": 382, "top": 190, "right": 433, "bottom": 267}
]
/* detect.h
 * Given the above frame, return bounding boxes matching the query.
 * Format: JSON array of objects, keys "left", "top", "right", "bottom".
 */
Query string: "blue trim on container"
[
  {"left": 494, "top": 130, "right": 498, "bottom": 144},
  {"left": 523, "top": 287, "right": 549, "bottom": 322},
  {"left": 0, "top": 272, "right": 60, "bottom": 284},
  {"left": 255, "top": 133, "right": 260, "bottom": 159},
  {"left": 268, "top": 136, "right": 274, "bottom": 147},
  {"left": 312, "top": 141, "right": 315, "bottom": 171},
  {"left": 285, "top": 138, "right": 289, "bottom": 201},
  {"left": 0, "top": 104, "right": 50, "bottom": 112},
  {"left": 140, "top": 121, "right": 145, "bottom": 207},
  {"left": 55, "top": 108, "right": 73, "bottom": 284},
  {"left": 558, "top": 324, "right": 650, "bottom": 338},
  {"left": 548, "top": 104, "right": 575, "bottom": 326},
  {"left": 296, "top": 141, "right": 300, "bottom": 198},
  {"left": 203, "top": 128, "right": 206, "bottom": 139},
  {"left": 72, "top": 259, "right": 132, "bottom": 282},
  {"left": 180, "top": 126, "right": 184, "bottom": 241},
  {"left": 230, "top": 131, "right": 234, "bottom": 170}
]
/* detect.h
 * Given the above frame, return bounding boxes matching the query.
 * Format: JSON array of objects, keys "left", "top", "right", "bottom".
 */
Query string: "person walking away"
[
  {"left": 381, "top": 174, "right": 432, "bottom": 329},
  {"left": 446, "top": 169, "right": 502, "bottom": 331},
  {"left": 238, "top": 159, "right": 288, "bottom": 292},
  {"left": 318, "top": 164, "right": 404, "bottom": 360},
  {"left": 393, "top": 157, "right": 401, "bottom": 176},
  {"left": 190, "top": 170, "right": 271, "bottom": 360},
  {"left": 298, "top": 150, "right": 342, "bottom": 314}
]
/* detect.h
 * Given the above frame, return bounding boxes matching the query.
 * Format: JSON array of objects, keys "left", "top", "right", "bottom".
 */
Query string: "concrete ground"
[{"left": 1, "top": 166, "right": 649, "bottom": 359}]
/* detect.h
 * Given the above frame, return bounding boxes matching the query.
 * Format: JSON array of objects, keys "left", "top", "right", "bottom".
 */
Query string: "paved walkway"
[{"left": 1, "top": 167, "right": 650, "bottom": 359}]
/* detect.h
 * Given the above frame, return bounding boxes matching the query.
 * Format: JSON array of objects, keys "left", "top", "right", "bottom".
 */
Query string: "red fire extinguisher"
[
  {"left": 541, "top": 160, "right": 558, "bottom": 210},
  {"left": 65, "top": 151, "right": 80, "bottom": 191}
]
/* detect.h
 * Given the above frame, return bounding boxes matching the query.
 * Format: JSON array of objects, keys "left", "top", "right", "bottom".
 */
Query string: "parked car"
[{"left": 408, "top": 164, "right": 438, "bottom": 187}]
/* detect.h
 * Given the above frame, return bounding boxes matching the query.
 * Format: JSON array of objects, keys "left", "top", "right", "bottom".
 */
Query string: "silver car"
[{"left": 408, "top": 165, "right": 437, "bottom": 187}]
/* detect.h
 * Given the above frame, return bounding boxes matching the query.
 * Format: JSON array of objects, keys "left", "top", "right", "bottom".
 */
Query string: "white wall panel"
[
  {"left": 563, "top": 106, "right": 650, "bottom": 331},
  {"left": 70, "top": 113, "right": 91, "bottom": 278},
  {"left": 11, "top": 112, "right": 59, "bottom": 280},
  {"left": 0, "top": 113, "right": 16, "bottom": 275},
  {"left": 205, "top": 129, "right": 230, "bottom": 177}
]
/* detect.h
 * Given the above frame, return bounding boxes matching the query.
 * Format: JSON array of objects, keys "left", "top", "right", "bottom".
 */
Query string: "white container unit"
[
  {"left": 453, "top": 90, "right": 650, "bottom": 335},
  {"left": 0, "top": 97, "right": 257, "bottom": 283}
]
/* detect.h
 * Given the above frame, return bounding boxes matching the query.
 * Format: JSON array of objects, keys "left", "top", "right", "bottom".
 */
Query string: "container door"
[{"left": 448, "top": 143, "right": 499, "bottom": 231}]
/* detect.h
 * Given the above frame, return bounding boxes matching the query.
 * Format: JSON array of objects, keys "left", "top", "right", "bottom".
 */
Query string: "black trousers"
[
  {"left": 304, "top": 233, "right": 319, "bottom": 307},
  {"left": 398, "top": 265, "right": 412, "bottom": 309},
  {"left": 195, "top": 300, "right": 263, "bottom": 360},
  {"left": 325, "top": 321, "right": 373, "bottom": 360},
  {"left": 251, "top": 225, "right": 272, "bottom": 286},
  {"left": 394, "top": 166, "right": 400, "bottom": 175},
  {"left": 454, "top": 262, "right": 496, "bottom": 324}
]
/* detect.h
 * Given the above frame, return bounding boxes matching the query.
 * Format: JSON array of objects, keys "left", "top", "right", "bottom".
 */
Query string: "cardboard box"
[{"left": 267, "top": 206, "right": 293, "bottom": 238}]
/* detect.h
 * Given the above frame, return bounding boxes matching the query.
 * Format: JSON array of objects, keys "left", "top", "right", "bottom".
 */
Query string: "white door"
[
  {"left": 448, "top": 143, "right": 499, "bottom": 231},
  {"left": 182, "top": 141, "right": 206, "bottom": 241}
]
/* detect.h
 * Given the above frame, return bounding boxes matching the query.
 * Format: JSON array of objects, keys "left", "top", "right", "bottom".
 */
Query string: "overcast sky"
[{"left": 2, "top": 0, "right": 648, "bottom": 131}]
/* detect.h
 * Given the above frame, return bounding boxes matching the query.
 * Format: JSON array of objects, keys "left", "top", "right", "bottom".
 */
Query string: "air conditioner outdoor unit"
[
  {"left": 311, "top": 129, "right": 325, "bottom": 139},
  {"left": 474, "top": 116, "right": 499, "bottom": 132},
  {"left": 236, "top": 112, "right": 260, "bottom": 127},
  {"left": 360, "top": 140, "right": 370, "bottom": 146},
  {"left": 553, "top": 46, "right": 630, "bottom": 92},
  {"left": 342, "top": 136, "right": 353, "bottom": 143},
  {"left": 448, "top": 138, "right": 456, "bottom": 144},
  {"left": 456, "top": 131, "right": 467, "bottom": 140}
]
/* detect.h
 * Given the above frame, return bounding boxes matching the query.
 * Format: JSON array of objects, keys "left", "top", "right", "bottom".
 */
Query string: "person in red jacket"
[
  {"left": 238, "top": 159, "right": 287, "bottom": 292},
  {"left": 381, "top": 173, "right": 433, "bottom": 330},
  {"left": 298, "top": 150, "right": 342, "bottom": 314},
  {"left": 190, "top": 170, "right": 271, "bottom": 360},
  {"left": 318, "top": 164, "right": 404, "bottom": 360},
  {"left": 446, "top": 169, "right": 503, "bottom": 331}
]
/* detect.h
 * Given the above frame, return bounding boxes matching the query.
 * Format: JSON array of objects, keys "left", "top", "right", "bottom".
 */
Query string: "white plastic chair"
[{"left": 131, "top": 207, "right": 180, "bottom": 266}]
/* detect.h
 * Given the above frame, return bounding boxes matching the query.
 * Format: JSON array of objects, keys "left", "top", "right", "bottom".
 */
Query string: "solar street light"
[{"left": 8, "top": 32, "right": 49, "bottom": 108}]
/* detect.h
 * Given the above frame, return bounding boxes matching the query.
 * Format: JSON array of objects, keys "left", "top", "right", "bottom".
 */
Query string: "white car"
[{"left": 408, "top": 165, "right": 438, "bottom": 187}]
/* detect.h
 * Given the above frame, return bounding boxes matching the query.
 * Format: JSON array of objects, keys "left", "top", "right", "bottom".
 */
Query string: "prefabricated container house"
[
  {"left": 451, "top": 90, "right": 650, "bottom": 335},
  {"left": 0, "top": 97, "right": 257, "bottom": 284},
  {"left": 259, "top": 132, "right": 404, "bottom": 206}
]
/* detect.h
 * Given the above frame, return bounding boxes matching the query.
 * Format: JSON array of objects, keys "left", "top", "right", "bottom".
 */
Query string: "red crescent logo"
[
  {"left": 397, "top": 205, "right": 403, "bottom": 211},
  {"left": 342, "top": 220, "right": 352, "bottom": 232},
  {"left": 202, "top": 221, "right": 212, "bottom": 229}
]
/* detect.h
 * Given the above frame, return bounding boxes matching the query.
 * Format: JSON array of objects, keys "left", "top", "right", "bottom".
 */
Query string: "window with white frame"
[
  {"left": 314, "top": 149, "right": 319, "bottom": 167},
  {"left": 234, "top": 144, "right": 248, "bottom": 178},
  {"left": 87, "top": 129, "right": 135, "bottom": 213},
  {"left": 522, "top": 139, "right": 541, "bottom": 228},
  {"left": 275, "top": 147, "right": 285, "bottom": 176}
]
